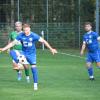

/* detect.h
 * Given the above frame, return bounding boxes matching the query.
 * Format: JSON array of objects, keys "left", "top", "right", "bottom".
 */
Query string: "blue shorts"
[
  {"left": 86, "top": 50, "right": 100, "bottom": 63},
  {"left": 10, "top": 50, "right": 36, "bottom": 65},
  {"left": 25, "top": 53, "right": 36, "bottom": 65}
]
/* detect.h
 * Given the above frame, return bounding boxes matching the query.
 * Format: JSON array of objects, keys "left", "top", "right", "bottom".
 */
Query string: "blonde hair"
[{"left": 15, "top": 21, "right": 22, "bottom": 26}]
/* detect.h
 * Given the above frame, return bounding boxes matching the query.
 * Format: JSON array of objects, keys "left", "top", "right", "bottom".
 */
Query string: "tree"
[{"left": 11, "top": 0, "right": 14, "bottom": 26}]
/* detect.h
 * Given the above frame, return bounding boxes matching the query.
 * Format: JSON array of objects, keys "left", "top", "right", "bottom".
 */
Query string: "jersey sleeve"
[
  {"left": 93, "top": 32, "right": 99, "bottom": 39},
  {"left": 33, "top": 33, "right": 40, "bottom": 41}
]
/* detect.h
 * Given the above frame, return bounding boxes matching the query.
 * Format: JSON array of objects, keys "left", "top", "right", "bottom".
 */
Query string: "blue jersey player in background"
[
  {"left": 0, "top": 23, "right": 57, "bottom": 90},
  {"left": 80, "top": 22, "right": 100, "bottom": 80}
]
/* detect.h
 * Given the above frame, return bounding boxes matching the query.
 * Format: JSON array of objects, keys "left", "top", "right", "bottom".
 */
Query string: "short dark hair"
[
  {"left": 84, "top": 22, "right": 92, "bottom": 27},
  {"left": 23, "top": 23, "right": 30, "bottom": 28}
]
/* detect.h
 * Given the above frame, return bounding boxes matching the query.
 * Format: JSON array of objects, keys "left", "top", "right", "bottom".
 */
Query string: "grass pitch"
[{"left": 0, "top": 49, "right": 100, "bottom": 100}]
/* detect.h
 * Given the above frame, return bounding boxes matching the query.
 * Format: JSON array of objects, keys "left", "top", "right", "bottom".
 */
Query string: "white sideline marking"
[{"left": 57, "top": 52, "right": 85, "bottom": 59}]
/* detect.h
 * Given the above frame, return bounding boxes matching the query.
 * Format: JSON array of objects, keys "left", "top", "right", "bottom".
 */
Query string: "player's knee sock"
[
  {"left": 31, "top": 67, "right": 38, "bottom": 83},
  {"left": 17, "top": 70, "right": 19, "bottom": 72},
  {"left": 25, "top": 68, "right": 29, "bottom": 76},
  {"left": 25, "top": 69, "right": 30, "bottom": 83},
  {"left": 87, "top": 67, "right": 94, "bottom": 78},
  {"left": 10, "top": 50, "right": 19, "bottom": 63}
]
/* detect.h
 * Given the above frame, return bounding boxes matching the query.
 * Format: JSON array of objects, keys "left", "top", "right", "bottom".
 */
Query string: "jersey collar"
[
  {"left": 87, "top": 31, "right": 93, "bottom": 34},
  {"left": 25, "top": 31, "right": 32, "bottom": 36}
]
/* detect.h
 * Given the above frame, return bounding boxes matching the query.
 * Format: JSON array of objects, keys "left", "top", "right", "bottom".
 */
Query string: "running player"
[
  {"left": 80, "top": 22, "right": 100, "bottom": 80},
  {"left": 0, "top": 23, "right": 57, "bottom": 90}
]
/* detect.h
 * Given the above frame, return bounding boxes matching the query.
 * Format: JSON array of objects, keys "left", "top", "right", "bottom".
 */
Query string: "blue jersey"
[
  {"left": 83, "top": 31, "right": 99, "bottom": 52},
  {"left": 16, "top": 32, "right": 40, "bottom": 54}
]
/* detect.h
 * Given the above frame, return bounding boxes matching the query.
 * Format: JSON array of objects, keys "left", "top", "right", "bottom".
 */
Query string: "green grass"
[{"left": 0, "top": 49, "right": 100, "bottom": 100}]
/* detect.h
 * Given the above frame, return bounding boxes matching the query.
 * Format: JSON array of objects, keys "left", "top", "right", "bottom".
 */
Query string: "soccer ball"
[{"left": 17, "top": 55, "right": 27, "bottom": 64}]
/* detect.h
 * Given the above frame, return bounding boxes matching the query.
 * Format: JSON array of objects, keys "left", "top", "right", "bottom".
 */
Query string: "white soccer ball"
[{"left": 17, "top": 55, "right": 27, "bottom": 64}]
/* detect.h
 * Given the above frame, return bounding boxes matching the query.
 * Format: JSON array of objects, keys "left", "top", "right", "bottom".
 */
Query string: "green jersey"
[{"left": 9, "top": 31, "right": 22, "bottom": 50}]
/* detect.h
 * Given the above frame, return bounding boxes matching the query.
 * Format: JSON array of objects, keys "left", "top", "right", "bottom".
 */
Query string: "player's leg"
[
  {"left": 96, "top": 62, "right": 100, "bottom": 68},
  {"left": 10, "top": 50, "right": 22, "bottom": 81},
  {"left": 13, "top": 60, "right": 19, "bottom": 70},
  {"left": 13, "top": 62, "right": 22, "bottom": 81},
  {"left": 86, "top": 53, "right": 94, "bottom": 80},
  {"left": 23, "top": 64, "right": 30, "bottom": 83},
  {"left": 13, "top": 60, "right": 24, "bottom": 70},
  {"left": 31, "top": 64, "right": 38, "bottom": 90},
  {"left": 18, "top": 51, "right": 30, "bottom": 83},
  {"left": 95, "top": 50, "right": 100, "bottom": 69},
  {"left": 86, "top": 62, "right": 94, "bottom": 80},
  {"left": 26, "top": 54, "right": 38, "bottom": 90},
  {"left": 10, "top": 50, "right": 19, "bottom": 64}
]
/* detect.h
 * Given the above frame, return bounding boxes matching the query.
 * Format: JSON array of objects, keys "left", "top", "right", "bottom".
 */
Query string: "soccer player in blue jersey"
[
  {"left": 80, "top": 22, "right": 100, "bottom": 80},
  {"left": 0, "top": 23, "right": 57, "bottom": 90}
]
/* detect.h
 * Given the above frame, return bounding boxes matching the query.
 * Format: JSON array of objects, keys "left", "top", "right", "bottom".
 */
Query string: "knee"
[
  {"left": 23, "top": 64, "right": 29, "bottom": 69},
  {"left": 97, "top": 63, "right": 100, "bottom": 68},
  {"left": 86, "top": 62, "right": 92, "bottom": 68}
]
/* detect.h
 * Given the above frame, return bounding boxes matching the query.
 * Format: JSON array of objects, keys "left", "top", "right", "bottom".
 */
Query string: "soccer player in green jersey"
[{"left": 8, "top": 21, "right": 30, "bottom": 82}]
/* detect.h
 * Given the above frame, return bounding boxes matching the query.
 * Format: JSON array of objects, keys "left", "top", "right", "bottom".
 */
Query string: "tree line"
[{"left": 0, "top": 0, "right": 96, "bottom": 24}]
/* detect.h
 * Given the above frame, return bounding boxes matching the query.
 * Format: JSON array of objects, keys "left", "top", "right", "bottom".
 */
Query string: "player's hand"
[
  {"left": 0, "top": 48, "right": 3, "bottom": 52},
  {"left": 50, "top": 48, "right": 58, "bottom": 55}
]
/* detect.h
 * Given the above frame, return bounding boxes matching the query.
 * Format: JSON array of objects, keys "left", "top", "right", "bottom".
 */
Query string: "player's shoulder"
[
  {"left": 30, "top": 32, "right": 40, "bottom": 37},
  {"left": 90, "top": 31, "right": 96, "bottom": 34},
  {"left": 17, "top": 32, "right": 24, "bottom": 37},
  {"left": 83, "top": 32, "right": 87, "bottom": 38},
  {"left": 91, "top": 31, "right": 98, "bottom": 35},
  {"left": 31, "top": 32, "right": 38, "bottom": 35},
  {"left": 9, "top": 31, "right": 16, "bottom": 35},
  {"left": 19, "top": 32, "right": 24, "bottom": 35},
  {"left": 9, "top": 31, "right": 17, "bottom": 39},
  {"left": 30, "top": 32, "right": 40, "bottom": 40},
  {"left": 84, "top": 31, "right": 97, "bottom": 36}
]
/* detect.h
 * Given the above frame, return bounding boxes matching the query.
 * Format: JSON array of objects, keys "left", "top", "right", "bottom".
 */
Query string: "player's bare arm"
[
  {"left": 7, "top": 38, "right": 11, "bottom": 52},
  {"left": 0, "top": 40, "right": 17, "bottom": 52},
  {"left": 80, "top": 42, "right": 86, "bottom": 56},
  {"left": 39, "top": 37, "right": 57, "bottom": 55}
]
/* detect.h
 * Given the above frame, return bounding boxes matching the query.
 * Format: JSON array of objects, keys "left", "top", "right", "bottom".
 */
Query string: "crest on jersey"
[
  {"left": 29, "top": 38, "right": 32, "bottom": 41},
  {"left": 22, "top": 38, "right": 26, "bottom": 40},
  {"left": 89, "top": 35, "right": 92, "bottom": 39}
]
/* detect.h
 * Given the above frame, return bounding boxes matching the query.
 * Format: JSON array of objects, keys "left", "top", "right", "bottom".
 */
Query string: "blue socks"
[
  {"left": 31, "top": 67, "right": 38, "bottom": 83},
  {"left": 10, "top": 50, "right": 19, "bottom": 63},
  {"left": 87, "top": 67, "right": 93, "bottom": 78}
]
